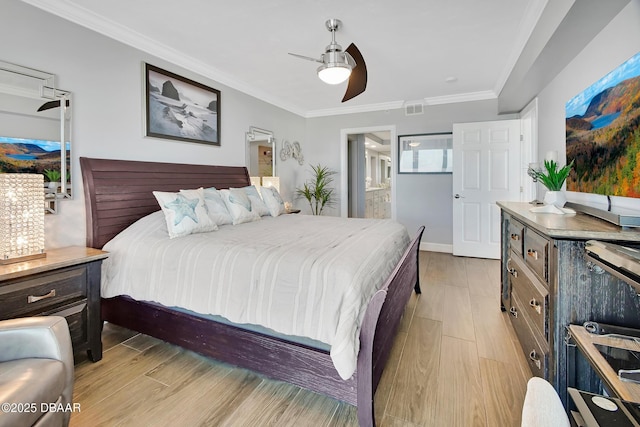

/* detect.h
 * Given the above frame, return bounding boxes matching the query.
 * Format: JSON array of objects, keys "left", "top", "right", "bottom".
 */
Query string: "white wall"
[
  {"left": 304, "top": 101, "right": 517, "bottom": 247},
  {"left": 2, "top": 0, "right": 305, "bottom": 248},
  {"left": 536, "top": 0, "right": 640, "bottom": 208}
]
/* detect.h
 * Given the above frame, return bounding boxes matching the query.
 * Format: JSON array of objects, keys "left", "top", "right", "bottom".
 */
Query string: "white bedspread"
[{"left": 101, "top": 212, "right": 410, "bottom": 379}]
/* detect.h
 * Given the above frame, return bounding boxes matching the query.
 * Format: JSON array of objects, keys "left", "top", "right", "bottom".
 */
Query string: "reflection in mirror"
[
  {"left": 246, "top": 127, "right": 275, "bottom": 178},
  {"left": 0, "top": 61, "right": 72, "bottom": 214}
]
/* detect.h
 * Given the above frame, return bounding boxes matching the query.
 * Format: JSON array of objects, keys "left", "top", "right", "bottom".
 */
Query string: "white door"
[{"left": 452, "top": 120, "right": 521, "bottom": 259}]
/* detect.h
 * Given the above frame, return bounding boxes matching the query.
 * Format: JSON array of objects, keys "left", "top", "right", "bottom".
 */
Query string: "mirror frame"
[
  {"left": 246, "top": 126, "right": 275, "bottom": 177},
  {"left": 0, "top": 61, "right": 72, "bottom": 213}
]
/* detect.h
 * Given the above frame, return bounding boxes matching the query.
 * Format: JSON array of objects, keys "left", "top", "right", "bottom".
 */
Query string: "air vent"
[{"left": 405, "top": 103, "right": 424, "bottom": 116}]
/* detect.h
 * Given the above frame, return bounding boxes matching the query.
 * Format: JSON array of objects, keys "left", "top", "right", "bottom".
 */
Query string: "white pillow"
[
  {"left": 260, "top": 186, "right": 286, "bottom": 217},
  {"left": 201, "top": 187, "right": 233, "bottom": 225},
  {"left": 153, "top": 188, "right": 217, "bottom": 238},
  {"left": 243, "top": 185, "right": 271, "bottom": 216},
  {"left": 219, "top": 188, "right": 261, "bottom": 225}
]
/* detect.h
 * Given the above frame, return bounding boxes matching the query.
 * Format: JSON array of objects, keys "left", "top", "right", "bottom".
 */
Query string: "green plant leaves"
[
  {"left": 295, "top": 164, "right": 336, "bottom": 215},
  {"left": 534, "top": 159, "right": 574, "bottom": 191}
]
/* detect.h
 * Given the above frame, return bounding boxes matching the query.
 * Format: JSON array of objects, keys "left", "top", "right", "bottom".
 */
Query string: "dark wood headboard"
[{"left": 80, "top": 157, "right": 250, "bottom": 249}]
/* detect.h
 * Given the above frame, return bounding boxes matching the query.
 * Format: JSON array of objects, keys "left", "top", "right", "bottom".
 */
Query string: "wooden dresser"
[
  {"left": 498, "top": 202, "right": 640, "bottom": 405},
  {"left": 0, "top": 246, "right": 108, "bottom": 362}
]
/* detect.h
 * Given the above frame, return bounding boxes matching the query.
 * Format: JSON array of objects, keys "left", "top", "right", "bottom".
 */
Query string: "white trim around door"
[{"left": 340, "top": 125, "right": 397, "bottom": 219}]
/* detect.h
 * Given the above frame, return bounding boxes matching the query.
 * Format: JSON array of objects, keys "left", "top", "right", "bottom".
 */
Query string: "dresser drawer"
[
  {"left": 524, "top": 228, "right": 549, "bottom": 284},
  {"left": 0, "top": 266, "right": 87, "bottom": 319},
  {"left": 509, "top": 292, "right": 549, "bottom": 378},
  {"left": 509, "top": 253, "right": 548, "bottom": 341},
  {"left": 508, "top": 219, "right": 525, "bottom": 257}
]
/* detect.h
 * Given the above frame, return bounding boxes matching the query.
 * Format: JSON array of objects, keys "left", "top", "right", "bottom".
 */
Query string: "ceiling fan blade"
[
  {"left": 342, "top": 43, "right": 367, "bottom": 102},
  {"left": 288, "top": 52, "right": 323, "bottom": 63},
  {"left": 37, "top": 99, "right": 70, "bottom": 112}
]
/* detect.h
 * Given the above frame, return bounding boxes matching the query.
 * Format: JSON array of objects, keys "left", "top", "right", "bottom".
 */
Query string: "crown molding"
[
  {"left": 305, "top": 101, "right": 405, "bottom": 118},
  {"left": 423, "top": 90, "right": 497, "bottom": 106},
  {"left": 19, "top": 0, "right": 308, "bottom": 117},
  {"left": 20, "top": 0, "right": 506, "bottom": 119}
]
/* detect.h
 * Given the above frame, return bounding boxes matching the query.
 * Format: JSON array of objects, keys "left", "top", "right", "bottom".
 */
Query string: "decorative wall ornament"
[{"left": 279, "top": 140, "right": 304, "bottom": 165}]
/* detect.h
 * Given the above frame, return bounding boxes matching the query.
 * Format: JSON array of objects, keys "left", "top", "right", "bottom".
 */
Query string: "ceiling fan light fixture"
[{"left": 317, "top": 63, "right": 352, "bottom": 85}]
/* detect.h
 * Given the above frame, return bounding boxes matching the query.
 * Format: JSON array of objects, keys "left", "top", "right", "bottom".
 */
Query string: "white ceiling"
[{"left": 21, "top": 0, "right": 546, "bottom": 117}]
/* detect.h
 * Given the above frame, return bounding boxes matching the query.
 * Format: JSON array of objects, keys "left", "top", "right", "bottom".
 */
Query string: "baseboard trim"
[{"left": 420, "top": 242, "right": 453, "bottom": 253}]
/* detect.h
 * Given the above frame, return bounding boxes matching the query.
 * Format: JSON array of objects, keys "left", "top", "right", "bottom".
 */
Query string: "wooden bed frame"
[{"left": 80, "top": 156, "right": 424, "bottom": 426}]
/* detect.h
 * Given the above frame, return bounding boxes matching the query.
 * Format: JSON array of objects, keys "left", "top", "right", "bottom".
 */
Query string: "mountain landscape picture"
[
  {"left": 566, "top": 51, "right": 640, "bottom": 197},
  {"left": 0, "top": 136, "right": 68, "bottom": 175},
  {"left": 146, "top": 64, "right": 220, "bottom": 145}
]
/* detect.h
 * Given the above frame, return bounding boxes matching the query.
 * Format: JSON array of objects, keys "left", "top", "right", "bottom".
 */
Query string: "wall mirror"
[
  {"left": 246, "top": 126, "right": 275, "bottom": 177},
  {"left": 0, "top": 61, "right": 72, "bottom": 214}
]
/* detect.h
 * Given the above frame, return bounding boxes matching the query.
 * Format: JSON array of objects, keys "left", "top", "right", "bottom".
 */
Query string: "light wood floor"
[{"left": 70, "top": 251, "right": 532, "bottom": 427}]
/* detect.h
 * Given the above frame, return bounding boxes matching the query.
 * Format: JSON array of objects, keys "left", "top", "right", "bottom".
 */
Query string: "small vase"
[{"left": 544, "top": 191, "right": 566, "bottom": 208}]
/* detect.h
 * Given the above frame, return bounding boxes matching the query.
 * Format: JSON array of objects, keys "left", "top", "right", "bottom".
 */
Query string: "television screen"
[{"left": 566, "top": 51, "right": 640, "bottom": 197}]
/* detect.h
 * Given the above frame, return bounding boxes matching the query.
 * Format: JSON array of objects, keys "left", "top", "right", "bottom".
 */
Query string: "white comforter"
[{"left": 101, "top": 212, "right": 410, "bottom": 379}]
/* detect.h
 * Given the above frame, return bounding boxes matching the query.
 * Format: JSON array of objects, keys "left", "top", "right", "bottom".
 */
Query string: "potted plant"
[
  {"left": 43, "top": 169, "right": 61, "bottom": 190},
  {"left": 533, "top": 159, "right": 574, "bottom": 207},
  {"left": 296, "top": 164, "right": 336, "bottom": 215}
]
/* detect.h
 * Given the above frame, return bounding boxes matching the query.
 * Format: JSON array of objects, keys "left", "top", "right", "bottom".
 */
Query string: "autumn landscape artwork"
[{"left": 566, "top": 51, "right": 640, "bottom": 197}]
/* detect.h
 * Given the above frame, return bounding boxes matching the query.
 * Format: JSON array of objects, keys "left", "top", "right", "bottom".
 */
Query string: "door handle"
[{"left": 454, "top": 194, "right": 465, "bottom": 199}]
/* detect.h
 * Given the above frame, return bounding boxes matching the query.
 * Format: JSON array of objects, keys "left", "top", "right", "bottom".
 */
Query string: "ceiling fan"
[{"left": 289, "top": 19, "right": 367, "bottom": 102}]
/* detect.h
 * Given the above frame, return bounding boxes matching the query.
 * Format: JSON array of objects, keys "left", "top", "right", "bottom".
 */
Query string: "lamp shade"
[
  {"left": 0, "top": 174, "right": 45, "bottom": 264},
  {"left": 261, "top": 176, "right": 280, "bottom": 193},
  {"left": 317, "top": 65, "right": 351, "bottom": 85}
]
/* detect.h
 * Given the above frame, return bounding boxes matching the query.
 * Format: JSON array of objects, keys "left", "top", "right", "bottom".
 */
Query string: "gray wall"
[
  {"left": 1, "top": 0, "right": 305, "bottom": 248},
  {"left": 304, "top": 102, "right": 517, "bottom": 248},
  {"left": 6, "top": 0, "right": 637, "bottom": 250}
]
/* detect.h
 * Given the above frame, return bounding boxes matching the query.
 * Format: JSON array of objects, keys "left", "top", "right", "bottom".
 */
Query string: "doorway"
[{"left": 340, "top": 126, "right": 396, "bottom": 219}]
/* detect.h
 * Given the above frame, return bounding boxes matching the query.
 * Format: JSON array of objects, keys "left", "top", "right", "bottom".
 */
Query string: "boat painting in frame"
[{"left": 145, "top": 63, "right": 221, "bottom": 146}]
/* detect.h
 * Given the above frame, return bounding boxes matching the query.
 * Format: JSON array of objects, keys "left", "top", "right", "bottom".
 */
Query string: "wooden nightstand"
[{"left": 0, "top": 246, "right": 108, "bottom": 362}]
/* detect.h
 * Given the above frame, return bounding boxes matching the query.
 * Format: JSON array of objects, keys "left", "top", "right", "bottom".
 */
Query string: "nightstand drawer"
[
  {"left": 0, "top": 266, "right": 87, "bottom": 319},
  {"left": 47, "top": 301, "right": 88, "bottom": 346}
]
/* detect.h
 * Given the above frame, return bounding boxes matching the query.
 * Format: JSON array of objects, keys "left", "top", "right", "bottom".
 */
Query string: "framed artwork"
[
  {"left": 566, "top": 51, "right": 640, "bottom": 197},
  {"left": 145, "top": 63, "right": 220, "bottom": 145},
  {"left": 398, "top": 132, "right": 453, "bottom": 173}
]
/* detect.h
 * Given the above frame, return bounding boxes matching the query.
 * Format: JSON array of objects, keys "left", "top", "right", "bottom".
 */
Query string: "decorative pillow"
[
  {"left": 243, "top": 185, "right": 271, "bottom": 216},
  {"left": 219, "top": 188, "right": 261, "bottom": 225},
  {"left": 200, "top": 187, "right": 233, "bottom": 226},
  {"left": 260, "top": 186, "right": 286, "bottom": 217},
  {"left": 153, "top": 188, "right": 217, "bottom": 238}
]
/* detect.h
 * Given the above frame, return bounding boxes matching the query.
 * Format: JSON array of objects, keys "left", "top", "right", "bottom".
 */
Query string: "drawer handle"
[
  {"left": 510, "top": 233, "right": 520, "bottom": 241},
  {"left": 529, "top": 298, "right": 542, "bottom": 314},
  {"left": 509, "top": 307, "right": 518, "bottom": 318},
  {"left": 529, "top": 350, "right": 542, "bottom": 370},
  {"left": 508, "top": 267, "right": 518, "bottom": 278},
  {"left": 527, "top": 249, "right": 539, "bottom": 260},
  {"left": 27, "top": 289, "right": 56, "bottom": 304}
]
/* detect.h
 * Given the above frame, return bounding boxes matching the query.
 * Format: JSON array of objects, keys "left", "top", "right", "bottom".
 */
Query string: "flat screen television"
[{"left": 565, "top": 51, "right": 640, "bottom": 225}]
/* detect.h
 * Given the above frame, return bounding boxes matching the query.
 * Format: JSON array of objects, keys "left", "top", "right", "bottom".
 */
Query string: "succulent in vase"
[
  {"left": 533, "top": 159, "right": 574, "bottom": 191},
  {"left": 43, "top": 169, "right": 62, "bottom": 190}
]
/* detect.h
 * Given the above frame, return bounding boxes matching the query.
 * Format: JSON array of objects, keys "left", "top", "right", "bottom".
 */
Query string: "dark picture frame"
[
  {"left": 145, "top": 63, "right": 221, "bottom": 146},
  {"left": 398, "top": 132, "right": 453, "bottom": 174}
]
